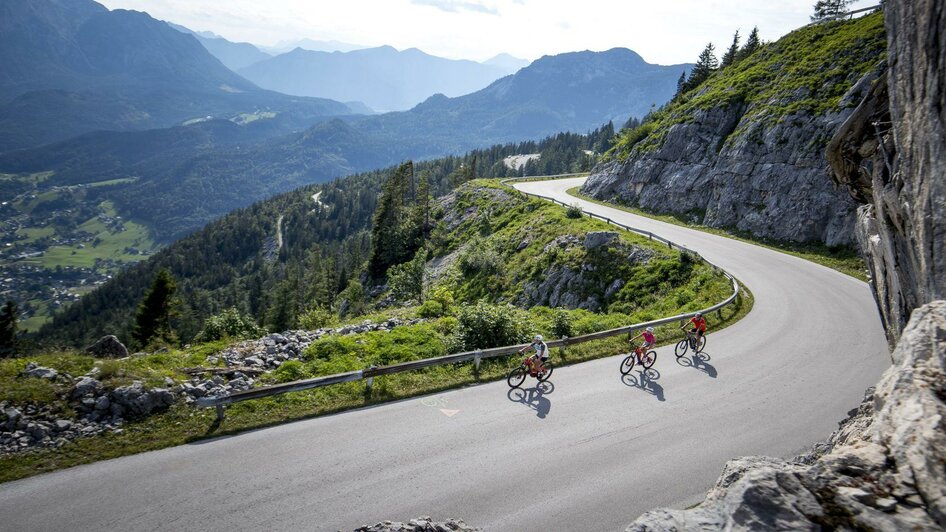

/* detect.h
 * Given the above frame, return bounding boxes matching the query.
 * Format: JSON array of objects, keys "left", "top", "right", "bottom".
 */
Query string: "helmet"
[
  {"left": 645, "top": 327, "right": 654, "bottom": 333},
  {"left": 534, "top": 334, "right": 544, "bottom": 342},
  {"left": 694, "top": 312, "right": 702, "bottom": 318}
]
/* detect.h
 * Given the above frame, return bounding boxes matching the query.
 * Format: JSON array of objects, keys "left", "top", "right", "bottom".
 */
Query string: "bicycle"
[
  {"left": 507, "top": 354, "right": 554, "bottom": 388},
  {"left": 675, "top": 329, "right": 706, "bottom": 358},
  {"left": 620, "top": 343, "right": 656, "bottom": 375}
]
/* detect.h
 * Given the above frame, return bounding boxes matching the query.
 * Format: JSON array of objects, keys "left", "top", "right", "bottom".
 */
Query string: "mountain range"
[
  {"left": 0, "top": 0, "right": 354, "bottom": 152},
  {"left": 238, "top": 46, "right": 510, "bottom": 112}
]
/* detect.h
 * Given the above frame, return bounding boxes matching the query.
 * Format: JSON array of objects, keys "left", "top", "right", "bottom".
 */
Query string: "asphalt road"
[{"left": 0, "top": 178, "right": 890, "bottom": 531}]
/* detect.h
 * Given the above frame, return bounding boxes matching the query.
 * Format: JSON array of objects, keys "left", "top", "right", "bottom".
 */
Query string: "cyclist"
[
  {"left": 518, "top": 334, "right": 549, "bottom": 376},
  {"left": 630, "top": 326, "right": 656, "bottom": 362},
  {"left": 681, "top": 312, "right": 707, "bottom": 347}
]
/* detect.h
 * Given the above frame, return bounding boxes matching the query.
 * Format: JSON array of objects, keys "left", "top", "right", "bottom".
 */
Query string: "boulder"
[
  {"left": 584, "top": 231, "right": 619, "bottom": 250},
  {"left": 71, "top": 377, "right": 102, "bottom": 399},
  {"left": 21, "top": 363, "right": 58, "bottom": 380},
  {"left": 110, "top": 381, "right": 175, "bottom": 418},
  {"left": 85, "top": 335, "right": 129, "bottom": 359}
]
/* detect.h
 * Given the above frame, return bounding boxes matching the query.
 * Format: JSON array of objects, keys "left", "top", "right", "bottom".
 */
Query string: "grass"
[
  {"left": 0, "top": 183, "right": 755, "bottom": 483},
  {"left": 610, "top": 13, "right": 886, "bottom": 159},
  {"left": 568, "top": 186, "right": 867, "bottom": 281}
]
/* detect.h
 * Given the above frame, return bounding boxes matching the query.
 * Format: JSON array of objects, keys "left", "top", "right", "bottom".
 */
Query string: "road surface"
[{"left": 0, "top": 178, "right": 890, "bottom": 531}]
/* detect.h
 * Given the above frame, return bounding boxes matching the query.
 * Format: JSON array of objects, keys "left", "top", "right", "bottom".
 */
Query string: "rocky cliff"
[
  {"left": 625, "top": 2, "right": 946, "bottom": 529},
  {"left": 582, "top": 13, "right": 886, "bottom": 247}
]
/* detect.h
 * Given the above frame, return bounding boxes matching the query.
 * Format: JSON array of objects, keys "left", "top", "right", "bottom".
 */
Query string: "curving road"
[{"left": 0, "top": 178, "right": 890, "bottom": 531}]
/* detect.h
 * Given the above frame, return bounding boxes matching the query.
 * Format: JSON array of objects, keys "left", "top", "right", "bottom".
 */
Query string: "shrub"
[
  {"left": 417, "top": 300, "right": 445, "bottom": 318},
  {"left": 298, "top": 307, "right": 337, "bottom": 330},
  {"left": 565, "top": 204, "right": 584, "bottom": 219},
  {"left": 337, "top": 280, "right": 366, "bottom": 318},
  {"left": 458, "top": 238, "right": 504, "bottom": 277},
  {"left": 271, "top": 360, "right": 309, "bottom": 383},
  {"left": 551, "top": 308, "right": 574, "bottom": 339},
  {"left": 195, "top": 308, "right": 265, "bottom": 343},
  {"left": 454, "top": 301, "right": 527, "bottom": 350},
  {"left": 387, "top": 249, "right": 426, "bottom": 302}
]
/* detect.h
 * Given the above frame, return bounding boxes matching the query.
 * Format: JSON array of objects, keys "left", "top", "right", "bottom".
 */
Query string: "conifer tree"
[
  {"left": 686, "top": 43, "right": 719, "bottom": 91},
  {"left": 721, "top": 30, "right": 740, "bottom": 67},
  {"left": 0, "top": 300, "right": 17, "bottom": 357},
  {"left": 811, "top": 0, "right": 853, "bottom": 21},
  {"left": 132, "top": 269, "right": 179, "bottom": 348},
  {"left": 675, "top": 70, "right": 687, "bottom": 96},
  {"left": 367, "top": 161, "right": 419, "bottom": 281},
  {"left": 737, "top": 27, "right": 761, "bottom": 61}
]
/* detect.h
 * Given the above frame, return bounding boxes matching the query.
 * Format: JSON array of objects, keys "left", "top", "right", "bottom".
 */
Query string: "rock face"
[
  {"left": 581, "top": 15, "right": 888, "bottom": 247},
  {"left": 353, "top": 517, "right": 480, "bottom": 532},
  {"left": 828, "top": 0, "right": 946, "bottom": 343},
  {"left": 626, "top": 302, "right": 946, "bottom": 531},
  {"left": 85, "top": 335, "right": 129, "bottom": 359}
]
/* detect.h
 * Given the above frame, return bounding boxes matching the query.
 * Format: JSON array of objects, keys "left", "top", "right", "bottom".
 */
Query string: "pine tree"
[
  {"left": 737, "top": 27, "right": 761, "bottom": 61},
  {"left": 367, "top": 161, "right": 419, "bottom": 281},
  {"left": 811, "top": 0, "right": 853, "bottom": 21},
  {"left": 132, "top": 269, "right": 179, "bottom": 348},
  {"left": 675, "top": 70, "right": 687, "bottom": 96},
  {"left": 686, "top": 43, "right": 719, "bottom": 91},
  {"left": 721, "top": 30, "right": 740, "bottom": 67},
  {"left": 0, "top": 300, "right": 17, "bottom": 357}
]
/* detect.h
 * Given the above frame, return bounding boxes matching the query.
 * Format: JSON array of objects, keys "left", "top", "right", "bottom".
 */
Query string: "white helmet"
[
  {"left": 534, "top": 334, "right": 544, "bottom": 342},
  {"left": 645, "top": 327, "right": 654, "bottom": 333}
]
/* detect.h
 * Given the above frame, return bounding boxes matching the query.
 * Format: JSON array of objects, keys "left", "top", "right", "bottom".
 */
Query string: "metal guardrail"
[{"left": 198, "top": 176, "right": 741, "bottom": 419}]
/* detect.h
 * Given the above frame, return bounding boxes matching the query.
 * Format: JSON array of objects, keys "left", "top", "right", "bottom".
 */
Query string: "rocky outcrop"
[
  {"left": 85, "top": 335, "right": 129, "bottom": 359},
  {"left": 354, "top": 517, "right": 480, "bottom": 532},
  {"left": 626, "top": 301, "right": 946, "bottom": 531},
  {"left": 582, "top": 15, "right": 888, "bottom": 247},
  {"left": 828, "top": 0, "right": 945, "bottom": 343}
]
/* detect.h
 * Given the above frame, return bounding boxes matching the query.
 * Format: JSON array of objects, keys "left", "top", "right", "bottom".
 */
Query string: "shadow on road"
[
  {"left": 621, "top": 368, "right": 665, "bottom": 401},
  {"left": 507, "top": 381, "right": 554, "bottom": 418},
  {"left": 675, "top": 351, "right": 717, "bottom": 378}
]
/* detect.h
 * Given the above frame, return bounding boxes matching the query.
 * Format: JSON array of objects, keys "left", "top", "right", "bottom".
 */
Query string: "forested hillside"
[{"left": 36, "top": 127, "right": 614, "bottom": 348}]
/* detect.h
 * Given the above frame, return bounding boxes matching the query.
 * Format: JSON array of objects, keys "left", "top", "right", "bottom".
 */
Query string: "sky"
[{"left": 97, "top": 0, "right": 880, "bottom": 65}]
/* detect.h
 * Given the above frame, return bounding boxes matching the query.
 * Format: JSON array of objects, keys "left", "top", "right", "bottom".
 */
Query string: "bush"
[
  {"left": 337, "top": 280, "right": 366, "bottom": 318},
  {"left": 298, "top": 307, "right": 337, "bottom": 330},
  {"left": 565, "top": 204, "right": 583, "bottom": 219},
  {"left": 271, "top": 360, "right": 309, "bottom": 383},
  {"left": 195, "top": 308, "right": 265, "bottom": 343},
  {"left": 551, "top": 308, "right": 574, "bottom": 339},
  {"left": 454, "top": 301, "right": 527, "bottom": 350},
  {"left": 418, "top": 300, "right": 445, "bottom": 318},
  {"left": 387, "top": 249, "right": 426, "bottom": 302},
  {"left": 458, "top": 238, "right": 504, "bottom": 277}
]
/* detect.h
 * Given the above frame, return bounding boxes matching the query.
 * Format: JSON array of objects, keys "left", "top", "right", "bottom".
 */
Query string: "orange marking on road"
[{"left": 439, "top": 409, "right": 460, "bottom": 417}]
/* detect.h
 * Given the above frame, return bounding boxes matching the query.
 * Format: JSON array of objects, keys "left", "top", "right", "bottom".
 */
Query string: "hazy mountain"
[
  {"left": 167, "top": 22, "right": 271, "bottom": 70},
  {"left": 0, "top": 0, "right": 351, "bottom": 152},
  {"left": 263, "top": 38, "right": 367, "bottom": 55},
  {"left": 358, "top": 48, "right": 691, "bottom": 152},
  {"left": 484, "top": 53, "right": 531, "bottom": 74},
  {"left": 239, "top": 46, "right": 509, "bottom": 112}
]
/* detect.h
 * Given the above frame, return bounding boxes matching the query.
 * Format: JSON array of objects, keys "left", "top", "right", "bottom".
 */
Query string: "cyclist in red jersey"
[{"left": 682, "top": 312, "right": 707, "bottom": 344}]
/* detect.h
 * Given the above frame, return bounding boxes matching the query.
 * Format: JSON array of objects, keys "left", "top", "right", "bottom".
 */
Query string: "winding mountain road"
[{"left": 0, "top": 178, "right": 890, "bottom": 531}]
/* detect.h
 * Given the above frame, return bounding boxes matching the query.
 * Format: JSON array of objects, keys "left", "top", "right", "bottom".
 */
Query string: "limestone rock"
[{"left": 85, "top": 335, "right": 129, "bottom": 359}]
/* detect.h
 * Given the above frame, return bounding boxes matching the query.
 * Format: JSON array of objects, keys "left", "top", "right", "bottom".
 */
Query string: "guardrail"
[{"left": 197, "top": 176, "right": 741, "bottom": 419}]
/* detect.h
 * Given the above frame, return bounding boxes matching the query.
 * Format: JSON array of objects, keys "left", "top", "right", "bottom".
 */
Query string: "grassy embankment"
[{"left": 0, "top": 180, "right": 752, "bottom": 482}]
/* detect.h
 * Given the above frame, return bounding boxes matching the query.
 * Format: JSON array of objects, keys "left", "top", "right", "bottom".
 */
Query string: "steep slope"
[
  {"left": 167, "top": 23, "right": 272, "bottom": 71},
  {"left": 239, "top": 46, "right": 509, "bottom": 112},
  {"left": 0, "top": 0, "right": 351, "bottom": 151},
  {"left": 582, "top": 13, "right": 886, "bottom": 247}
]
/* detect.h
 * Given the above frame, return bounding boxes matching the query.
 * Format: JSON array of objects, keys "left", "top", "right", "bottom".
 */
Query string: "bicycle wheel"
[
  {"left": 641, "top": 350, "right": 657, "bottom": 369},
  {"left": 507, "top": 366, "right": 527, "bottom": 388},
  {"left": 675, "top": 339, "right": 689, "bottom": 358},
  {"left": 620, "top": 354, "right": 636, "bottom": 375},
  {"left": 696, "top": 335, "right": 707, "bottom": 353},
  {"left": 537, "top": 363, "right": 554, "bottom": 382}
]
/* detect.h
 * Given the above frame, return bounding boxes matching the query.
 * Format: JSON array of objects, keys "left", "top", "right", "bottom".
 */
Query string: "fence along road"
[{"left": 0, "top": 177, "right": 890, "bottom": 532}]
